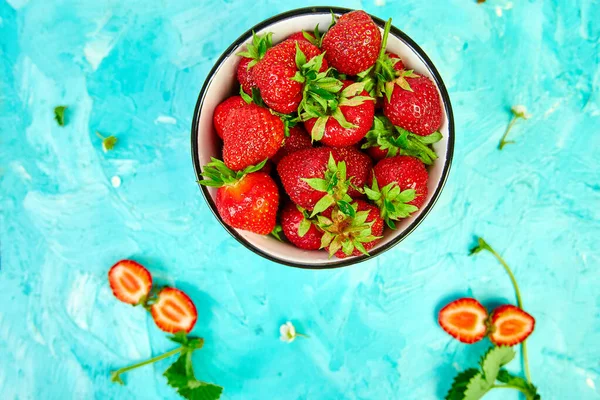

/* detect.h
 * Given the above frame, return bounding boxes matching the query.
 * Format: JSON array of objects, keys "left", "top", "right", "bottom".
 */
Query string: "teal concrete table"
[{"left": 1, "top": 0, "right": 599, "bottom": 399}]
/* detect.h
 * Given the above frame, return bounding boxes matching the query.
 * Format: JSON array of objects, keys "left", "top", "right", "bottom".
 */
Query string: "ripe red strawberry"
[
  {"left": 321, "top": 11, "right": 381, "bottom": 75},
  {"left": 271, "top": 125, "right": 312, "bottom": 164},
  {"left": 371, "top": 155, "right": 429, "bottom": 209},
  {"left": 383, "top": 75, "right": 442, "bottom": 136},
  {"left": 222, "top": 103, "right": 284, "bottom": 171},
  {"left": 281, "top": 202, "right": 323, "bottom": 250},
  {"left": 277, "top": 147, "right": 371, "bottom": 210},
  {"left": 199, "top": 159, "right": 279, "bottom": 235},
  {"left": 320, "top": 199, "right": 384, "bottom": 258},
  {"left": 303, "top": 80, "right": 375, "bottom": 147},
  {"left": 286, "top": 31, "right": 315, "bottom": 43},
  {"left": 237, "top": 57, "right": 255, "bottom": 95},
  {"left": 236, "top": 32, "right": 273, "bottom": 94},
  {"left": 108, "top": 260, "right": 152, "bottom": 305},
  {"left": 438, "top": 298, "right": 488, "bottom": 344},
  {"left": 366, "top": 145, "right": 388, "bottom": 162},
  {"left": 150, "top": 287, "right": 198, "bottom": 334},
  {"left": 253, "top": 39, "right": 327, "bottom": 114},
  {"left": 489, "top": 305, "right": 535, "bottom": 346},
  {"left": 213, "top": 96, "right": 246, "bottom": 139}
]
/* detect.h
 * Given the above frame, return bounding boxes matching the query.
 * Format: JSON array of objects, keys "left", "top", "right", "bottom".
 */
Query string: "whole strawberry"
[
  {"left": 321, "top": 11, "right": 381, "bottom": 75},
  {"left": 303, "top": 80, "right": 375, "bottom": 147},
  {"left": 383, "top": 75, "right": 442, "bottom": 136},
  {"left": 281, "top": 202, "right": 323, "bottom": 250},
  {"left": 271, "top": 125, "right": 312, "bottom": 164},
  {"left": 236, "top": 32, "right": 273, "bottom": 94},
  {"left": 277, "top": 147, "right": 371, "bottom": 211},
  {"left": 213, "top": 96, "right": 246, "bottom": 139},
  {"left": 253, "top": 39, "right": 327, "bottom": 114},
  {"left": 199, "top": 159, "right": 279, "bottom": 235},
  {"left": 222, "top": 103, "right": 284, "bottom": 171},
  {"left": 319, "top": 199, "right": 384, "bottom": 258},
  {"left": 366, "top": 155, "right": 428, "bottom": 228}
]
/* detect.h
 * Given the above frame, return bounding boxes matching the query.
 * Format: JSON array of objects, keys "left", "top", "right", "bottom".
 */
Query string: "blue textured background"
[{"left": 1, "top": 0, "right": 599, "bottom": 399}]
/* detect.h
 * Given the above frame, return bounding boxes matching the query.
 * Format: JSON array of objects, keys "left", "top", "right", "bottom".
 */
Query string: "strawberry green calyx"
[
  {"left": 357, "top": 18, "right": 419, "bottom": 99},
  {"left": 302, "top": 153, "right": 357, "bottom": 217},
  {"left": 237, "top": 31, "right": 273, "bottom": 68},
  {"left": 296, "top": 205, "right": 320, "bottom": 237},
  {"left": 317, "top": 205, "right": 380, "bottom": 257},
  {"left": 364, "top": 175, "right": 418, "bottom": 229},
  {"left": 198, "top": 158, "right": 267, "bottom": 187},
  {"left": 362, "top": 116, "right": 442, "bottom": 164},
  {"left": 302, "top": 12, "right": 337, "bottom": 48},
  {"left": 302, "top": 81, "right": 374, "bottom": 142},
  {"left": 270, "top": 224, "right": 284, "bottom": 241}
]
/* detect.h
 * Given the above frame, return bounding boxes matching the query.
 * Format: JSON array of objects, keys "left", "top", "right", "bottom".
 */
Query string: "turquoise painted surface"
[{"left": 0, "top": 0, "right": 599, "bottom": 398}]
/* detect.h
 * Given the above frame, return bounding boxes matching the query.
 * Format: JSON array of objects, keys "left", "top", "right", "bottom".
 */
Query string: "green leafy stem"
[{"left": 111, "top": 332, "right": 223, "bottom": 400}]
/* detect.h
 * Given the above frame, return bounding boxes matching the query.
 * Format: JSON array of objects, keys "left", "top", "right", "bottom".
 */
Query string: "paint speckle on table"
[{"left": 0, "top": 1, "right": 599, "bottom": 400}]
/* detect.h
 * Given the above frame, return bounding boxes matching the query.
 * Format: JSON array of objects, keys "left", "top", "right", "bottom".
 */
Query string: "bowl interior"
[{"left": 194, "top": 9, "right": 452, "bottom": 268}]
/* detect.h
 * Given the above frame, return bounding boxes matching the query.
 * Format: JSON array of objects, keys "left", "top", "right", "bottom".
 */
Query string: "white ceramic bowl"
[{"left": 191, "top": 6, "right": 454, "bottom": 269}]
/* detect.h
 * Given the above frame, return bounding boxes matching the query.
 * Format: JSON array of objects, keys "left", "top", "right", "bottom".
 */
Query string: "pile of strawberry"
[{"left": 201, "top": 11, "right": 444, "bottom": 259}]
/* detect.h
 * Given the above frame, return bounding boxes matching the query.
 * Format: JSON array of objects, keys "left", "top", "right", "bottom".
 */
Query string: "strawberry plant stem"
[
  {"left": 498, "top": 116, "right": 517, "bottom": 150},
  {"left": 474, "top": 237, "right": 532, "bottom": 385},
  {"left": 110, "top": 347, "right": 183, "bottom": 384},
  {"left": 492, "top": 384, "right": 530, "bottom": 396}
]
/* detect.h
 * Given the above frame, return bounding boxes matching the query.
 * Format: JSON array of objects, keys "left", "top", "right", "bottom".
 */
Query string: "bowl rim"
[{"left": 191, "top": 6, "right": 455, "bottom": 269}]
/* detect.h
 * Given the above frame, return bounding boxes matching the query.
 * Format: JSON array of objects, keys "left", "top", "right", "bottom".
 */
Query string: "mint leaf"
[
  {"left": 480, "top": 346, "right": 515, "bottom": 384},
  {"left": 464, "top": 374, "right": 490, "bottom": 400},
  {"left": 164, "top": 351, "right": 223, "bottom": 400},
  {"left": 446, "top": 369, "right": 480, "bottom": 400},
  {"left": 497, "top": 370, "right": 540, "bottom": 400},
  {"left": 54, "top": 106, "right": 67, "bottom": 126}
]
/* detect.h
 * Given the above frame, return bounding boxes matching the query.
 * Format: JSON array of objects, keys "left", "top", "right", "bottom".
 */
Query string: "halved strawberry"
[
  {"left": 108, "top": 260, "right": 152, "bottom": 305},
  {"left": 489, "top": 305, "right": 535, "bottom": 346},
  {"left": 438, "top": 298, "right": 488, "bottom": 344},
  {"left": 150, "top": 287, "right": 198, "bottom": 334}
]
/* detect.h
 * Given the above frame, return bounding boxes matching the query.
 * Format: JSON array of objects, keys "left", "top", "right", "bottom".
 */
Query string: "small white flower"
[
  {"left": 279, "top": 321, "right": 297, "bottom": 343},
  {"left": 511, "top": 105, "right": 531, "bottom": 119},
  {"left": 111, "top": 175, "right": 122, "bottom": 188}
]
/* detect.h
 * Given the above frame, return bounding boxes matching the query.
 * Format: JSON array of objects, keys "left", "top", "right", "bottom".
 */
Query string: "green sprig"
[
  {"left": 111, "top": 332, "right": 223, "bottom": 400},
  {"left": 54, "top": 106, "right": 68, "bottom": 126}
]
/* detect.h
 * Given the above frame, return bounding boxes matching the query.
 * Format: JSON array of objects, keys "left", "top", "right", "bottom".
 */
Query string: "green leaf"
[
  {"left": 298, "top": 218, "right": 311, "bottom": 237},
  {"left": 337, "top": 200, "right": 355, "bottom": 217},
  {"left": 295, "top": 42, "right": 307, "bottom": 68},
  {"left": 415, "top": 131, "right": 442, "bottom": 144},
  {"left": 364, "top": 186, "right": 381, "bottom": 201},
  {"left": 310, "top": 116, "right": 328, "bottom": 141},
  {"left": 341, "top": 82, "right": 366, "bottom": 97},
  {"left": 311, "top": 195, "right": 335, "bottom": 216},
  {"left": 463, "top": 374, "right": 490, "bottom": 400},
  {"left": 320, "top": 231, "right": 334, "bottom": 248},
  {"left": 290, "top": 71, "right": 305, "bottom": 83},
  {"left": 469, "top": 237, "right": 492, "bottom": 256},
  {"left": 331, "top": 108, "right": 356, "bottom": 129},
  {"left": 164, "top": 350, "right": 223, "bottom": 400},
  {"left": 497, "top": 370, "right": 540, "bottom": 400},
  {"left": 338, "top": 96, "right": 372, "bottom": 107},
  {"left": 239, "top": 86, "right": 253, "bottom": 103},
  {"left": 480, "top": 346, "right": 515, "bottom": 384},
  {"left": 54, "top": 106, "right": 67, "bottom": 126},
  {"left": 270, "top": 225, "right": 284, "bottom": 241},
  {"left": 353, "top": 241, "right": 369, "bottom": 256},
  {"left": 302, "top": 178, "right": 329, "bottom": 192},
  {"left": 445, "top": 369, "right": 480, "bottom": 400}
]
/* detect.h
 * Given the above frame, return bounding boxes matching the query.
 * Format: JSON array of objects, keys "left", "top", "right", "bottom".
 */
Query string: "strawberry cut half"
[
  {"left": 489, "top": 304, "right": 535, "bottom": 346},
  {"left": 108, "top": 260, "right": 152, "bottom": 305},
  {"left": 438, "top": 298, "right": 488, "bottom": 344},
  {"left": 151, "top": 288, "right": 198, "bottom": 334}
]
